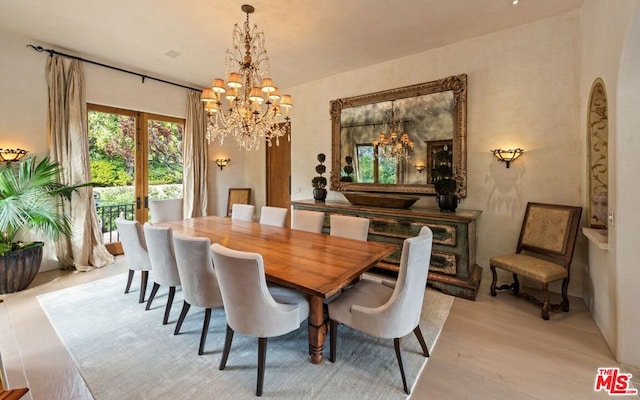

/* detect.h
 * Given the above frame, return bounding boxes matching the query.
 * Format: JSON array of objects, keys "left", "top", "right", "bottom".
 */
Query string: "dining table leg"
[{"left": 308, "top": 295, "right": 327, "bottom": 364}]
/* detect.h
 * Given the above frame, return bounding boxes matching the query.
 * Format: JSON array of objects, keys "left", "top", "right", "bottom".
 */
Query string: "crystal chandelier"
[
  {"left": 201, "top": 4, "right": 293, "bottom": 151},
  {"left": 372, "top": 101, "right": 414, "bottom": 160}
]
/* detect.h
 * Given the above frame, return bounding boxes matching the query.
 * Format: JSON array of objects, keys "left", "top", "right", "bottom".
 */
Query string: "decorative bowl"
[{"left": 343, "top": 192, "right": 420, "bottom": 209}]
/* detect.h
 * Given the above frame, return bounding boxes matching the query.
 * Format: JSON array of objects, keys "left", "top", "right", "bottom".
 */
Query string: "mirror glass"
[{"left": 330, "top": 74, "right": 467, "bottom": 196}]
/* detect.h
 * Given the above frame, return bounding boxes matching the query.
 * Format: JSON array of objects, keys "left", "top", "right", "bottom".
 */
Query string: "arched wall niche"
[{"left": 587, "top": 78, "right": 608, "bottom": 229}]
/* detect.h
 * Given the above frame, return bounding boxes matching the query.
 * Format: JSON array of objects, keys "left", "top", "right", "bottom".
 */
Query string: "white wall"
[
  {"left": 615, "top": 1, "right": 640, "bottom": 369},
  {"left": 579, "top": 0, "right": 639, "bottom": 363},
  {"left": 288, "top": 13, "right": 587, "bottom": 296}
]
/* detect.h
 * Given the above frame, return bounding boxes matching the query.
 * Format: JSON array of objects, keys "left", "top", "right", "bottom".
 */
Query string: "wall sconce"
[
  {"left": 415, "top": 163, "right": 425, "bottom": 173},
  {"left": 215, "top": 158, "right": 230, "bottom": 170},
  {"left": 490, "top": 148, "right": 524, "bottom": 168},
  {"left": 0, "top": 148, "right": 28, "bottom": 164}
]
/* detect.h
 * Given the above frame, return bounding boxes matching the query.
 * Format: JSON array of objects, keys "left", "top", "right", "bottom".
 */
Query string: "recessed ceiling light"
[
  {"left": 164, "top": 50, "right": 181, "bottom": 59},
  {"left": 511, "top": 0, "right": 519, "bottom": 5}
]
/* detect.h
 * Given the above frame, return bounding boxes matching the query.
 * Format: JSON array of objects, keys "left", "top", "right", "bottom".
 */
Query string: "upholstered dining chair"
[
  {"left": 290, "top": 209, "right": 325, "bottom": 233},
  {"left": 329, "top": 214, "right": 370, "bottom": 241},
  {"left": 115, "top": 218, "right": 152, "bottom": 303},
  {"left": 259, "top": 206, "right": 288, "bottom": 227},
  {"left": 490, "top": 202, "right": 582, "bottom": 320},
  {"left": 172, "top": 233, "right": 224, "bottom": 355},
  {"left": 148, "top": 198, "right": 183, "bottom": 223},
  {"left": 143, "top": 223, "right": 181, "bottom": 324},
  {"left": 231, "top": 203, "right": 256, "bottom": 222},
  {"left": 210, "top": 243, "right": 310, "bottom": 397},
  {"left": 327, "top": 226, "right": 433, "bottom": 394}
]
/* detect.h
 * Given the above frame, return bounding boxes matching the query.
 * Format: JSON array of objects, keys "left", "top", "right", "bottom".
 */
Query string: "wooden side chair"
[{"left": 490, "top": 202, "right": 582, "bottom": 320}]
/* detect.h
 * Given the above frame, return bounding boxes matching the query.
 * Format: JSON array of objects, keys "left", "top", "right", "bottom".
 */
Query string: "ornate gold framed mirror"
[{"left": 329, "top": 74, "right": 467, "bottom": 196}]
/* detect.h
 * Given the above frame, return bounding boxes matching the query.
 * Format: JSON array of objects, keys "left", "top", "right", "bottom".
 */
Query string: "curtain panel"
[
  {"left": 46, "top": 55, "right": 113, "bottom": 271},
  {"left": 183, "top": 91, "right": 208, "bottom": 218}
]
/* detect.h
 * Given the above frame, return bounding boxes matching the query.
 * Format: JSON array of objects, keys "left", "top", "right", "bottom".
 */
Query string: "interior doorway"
[{"left": 265, "top": 124, "right": 291, "bottom": 226}]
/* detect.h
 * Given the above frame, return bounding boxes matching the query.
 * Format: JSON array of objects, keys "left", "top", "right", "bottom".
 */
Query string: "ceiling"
[{"left": 0, "top": 0, "right": 583, "bottom": 90}]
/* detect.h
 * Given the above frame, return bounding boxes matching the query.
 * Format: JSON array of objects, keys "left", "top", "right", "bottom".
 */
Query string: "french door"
[{"left": 87, "top": 104, "right": 184, "bottom": 253}]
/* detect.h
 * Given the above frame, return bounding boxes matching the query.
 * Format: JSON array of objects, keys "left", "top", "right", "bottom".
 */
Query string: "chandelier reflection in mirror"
[
  {"left": 372, "top": 101, "right": 414, "bottom": 161},
  {"left": 201, "top": 4, "right": 293, "bottom": 151}
]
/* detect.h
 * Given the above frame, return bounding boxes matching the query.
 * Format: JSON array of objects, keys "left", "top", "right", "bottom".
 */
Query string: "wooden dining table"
[{"left": 157, "top": 215, "right": 395, "bottom": 364}]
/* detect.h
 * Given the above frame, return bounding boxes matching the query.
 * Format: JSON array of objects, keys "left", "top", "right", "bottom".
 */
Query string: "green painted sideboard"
[{"left": 291, "top": 200, "right": 482, "bottom": 300}]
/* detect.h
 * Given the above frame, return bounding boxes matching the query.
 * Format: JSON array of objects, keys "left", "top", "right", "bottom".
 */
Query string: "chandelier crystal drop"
[
  {"left": 201, "top": 4, "right": 292, "bottom": 151},
  {"left": 372, "top": 101, "right": 414, "bottom": 161}
]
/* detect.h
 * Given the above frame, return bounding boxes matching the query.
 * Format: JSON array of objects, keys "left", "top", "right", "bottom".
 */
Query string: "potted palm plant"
[{"left": 0, "top": 156, "right": 87, "bottom": 294}]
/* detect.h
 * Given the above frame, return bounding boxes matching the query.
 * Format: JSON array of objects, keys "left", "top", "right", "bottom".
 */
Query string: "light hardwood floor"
[{"left": 0, "top": 258, "right": 637, "bottom": 399}]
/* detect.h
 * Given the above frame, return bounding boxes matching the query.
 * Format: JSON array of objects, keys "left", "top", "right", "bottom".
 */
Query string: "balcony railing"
[{"left": 96, "top": 202, "right": 135, "bottom": 243}]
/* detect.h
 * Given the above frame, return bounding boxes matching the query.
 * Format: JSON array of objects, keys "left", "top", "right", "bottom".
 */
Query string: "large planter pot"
[
  {"left": 313, "top": 188, "right": 327, "bottom": 202},
  {"left": 0, "top": 242, "right": 44, "bottom": 294},
  {"left": 437, "top": 194, "right": 459, "bottom": 212}
]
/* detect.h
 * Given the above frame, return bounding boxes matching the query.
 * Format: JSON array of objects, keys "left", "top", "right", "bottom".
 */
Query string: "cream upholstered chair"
[
  {"left": 490, "top": 202, "right": 582, "bottom": 320},
  {"left": 210, "top": 243, "right": 310, "bottom": 397},
  {"left": 231, "top": 203, "right": 255, "bottom": 222},
  {"left": 172, "top": 233, "right": 224, "bottom": 355},
  {"left": 148, "top": 198, "right": 183, "bottom": 223},
  {"left": 116, "top": 218, "right": 152, "bottom": 303},
  {"left": 143, "top": 223, "right": 181, "bottom": 324},
  {"left": 329, "top": 214, "right": 369, "bottom": 241},
  {"left": 259, "top": 206, "right": 288, "bottom": 227},
  {"left": 328, "top": 227, "right": 433, "bottom": 394},
  {"left": 291, "top": 209, "right": 324, "bottom": 233}
]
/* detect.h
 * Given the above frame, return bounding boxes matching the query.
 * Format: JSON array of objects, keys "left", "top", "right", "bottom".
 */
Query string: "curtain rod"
[{"left": 28, "top": 45, "right": 202, "bottom": 92}]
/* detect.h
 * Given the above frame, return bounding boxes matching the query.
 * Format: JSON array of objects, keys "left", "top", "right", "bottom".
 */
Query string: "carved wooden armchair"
[{"left": 490, "top": 202, "right": 582, "bottom": 320}]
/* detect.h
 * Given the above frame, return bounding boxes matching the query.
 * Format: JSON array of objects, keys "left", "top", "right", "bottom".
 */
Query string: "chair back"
[
  {"left": 259, "top": 206, "right": 288, "bottom": 227},
  {"left": 149, "top": 198, "right": 183, "bottom": 223},
  {"left": 291, "top": 209, "right": 324, "bottom": 233},
  {"left": 231, "top": 204, "right": 256, "bottom": 222},
  {"left": 330, "top": 215, "right": 369, "bottom": 241},
  {"left": 143, "top": 223, "right": 181, "bottom": 287},
  {"left": 516, "top": 202, "right": 582, "bottom": 270},
  {"left": 353, "top": 227, "right": 433, "bottom": 338},
  {"left": 115, "top": 218, "right": 151, "bottom": 271},
  {"left": 210, "top": 243, "right": 302, "bottom": 338},
  {"left": 172, "top": 233, "right": 223, "bottom": 308}
]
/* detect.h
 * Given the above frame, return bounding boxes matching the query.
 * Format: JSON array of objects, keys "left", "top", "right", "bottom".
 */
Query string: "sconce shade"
[
  {"left": 215, "top": 158, "right": 231, "bottom": 170},
  {"left": 0, "top": 148, "right": 28, "bottom": 163},
  {"left": 415, "top": 164, "right": 425, "bottom": 173},
  {"left": 491, "top": 148, "right": 524, "bottom": 168}
]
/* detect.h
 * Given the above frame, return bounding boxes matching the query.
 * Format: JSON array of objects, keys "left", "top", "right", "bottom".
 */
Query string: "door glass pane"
[
  {"left": 147, "top": 118, "right": 183, "bottom": 203},
  {"left": 88, "top": 109, "right": 136, "bottom": 244}
]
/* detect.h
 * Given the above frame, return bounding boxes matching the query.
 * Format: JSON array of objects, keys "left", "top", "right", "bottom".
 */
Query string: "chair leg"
[
  {"left": 394, "top": 337, "right": 410, "bottom": 394},
  {"left": 542, "top": 283, "right": 550, "bottom": 320},
  {"left": 163, "top": 286, "right": 176, "bottom": 325},
  {"left": 219, "top": 324, "right": 234, "bottom": 370},
  {"left": 257, "top": 337, "right": 268, "bottom": 397},
  {"left": 174, "top": 301, "right": 190, "bottom": 335},
  {"left": 198, "top": 308, "right": 212, "bottom": 355},
  {"left": 125, "top": 269, "right": 134, "bottom": 294},
  {"left": 329, "top": 319, "right": 338, "bottom": 363},
  {"left": 145, "top": 282, "right": 160, "bottom": 310},
  {"left": 561, "top": 279, "right": 570, "bottom": 312},
  {"left": 139, "top": 270, "right": 149, "bottom": 303},
  {"left": 490, "top": 265, "right": 498, "bottom": 296},
  {"left": 512, "top": 274, "right": 520, "bottom": 293},
  {"left": 413, "top": 325, "right": 430, "bottom": 357}
]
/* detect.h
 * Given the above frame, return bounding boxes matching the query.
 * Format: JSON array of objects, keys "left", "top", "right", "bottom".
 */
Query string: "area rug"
[{"left": 37, "top": 274, "right": 453, "bottom": 400}]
